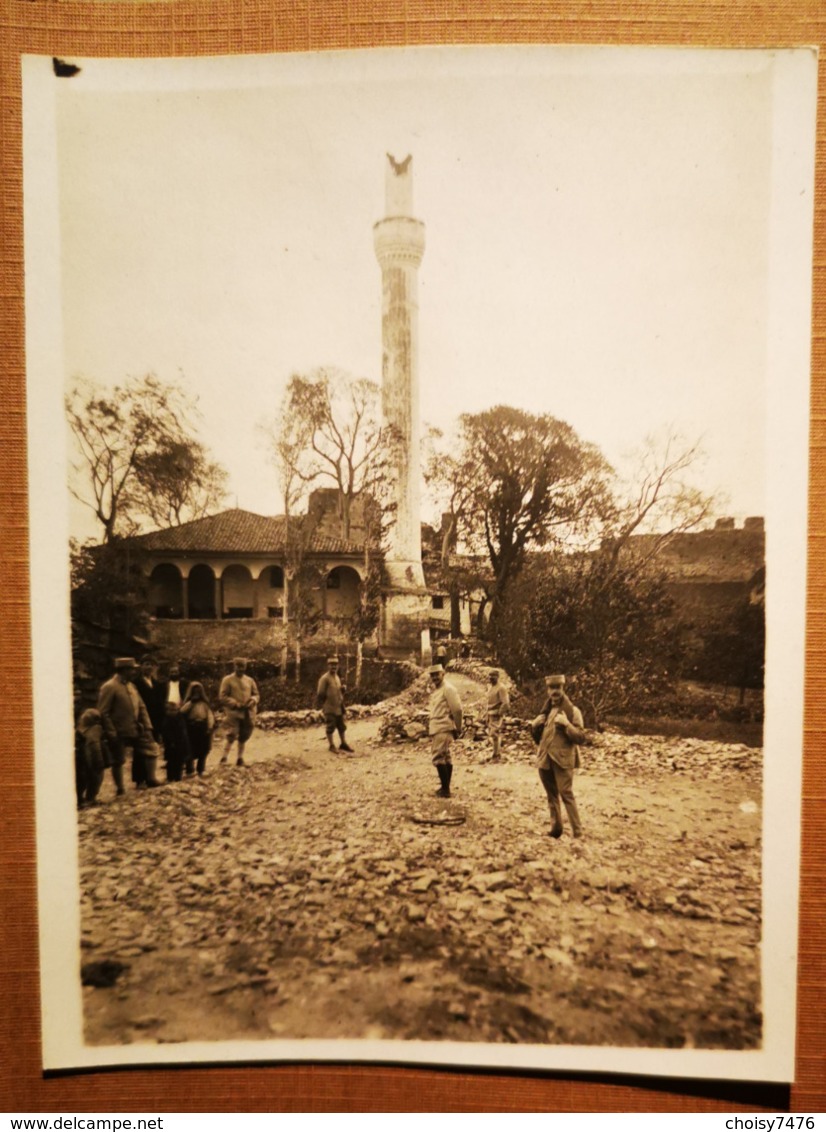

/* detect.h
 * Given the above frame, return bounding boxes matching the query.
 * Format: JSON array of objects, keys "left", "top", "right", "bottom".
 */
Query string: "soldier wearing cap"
[
  {"left": 532, "top": 673, "right": 585, "bottom": 838},
  {"left": 485, "top": 668, "right": 510, "bottom": 762},
  {"left": 98, "top": 657, "right": 156, "bottom": 793},
  {"left": 219, "top": 657, "right": 259, "bottom": 767},
  {"left": 428, "top": 664, "right": 463, "bottom": 797},
  {"left": 316, "top": 657, "right": 354, "bottom": 753}
]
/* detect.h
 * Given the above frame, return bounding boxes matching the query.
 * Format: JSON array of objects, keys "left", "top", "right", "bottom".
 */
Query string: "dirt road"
[{"left": 79, "top": 675, "right": 762, "bottom": 1052}]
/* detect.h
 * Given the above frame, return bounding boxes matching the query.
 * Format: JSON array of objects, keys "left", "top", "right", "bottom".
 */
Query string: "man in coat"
[
  {"left": 532, "top": 673, "right": 586, "bottom": 838},
  {"left": 98, "top": 657, "right": 155, "bottom": 792},
  {"left": 219, "top": 657, "right": 259, "bottom": 767},
  {"left": 134, "top": 655, "right": 167, "bottom": 742},
  {"left": 428, "top": 664, "right": 463, "bottom": 798}
]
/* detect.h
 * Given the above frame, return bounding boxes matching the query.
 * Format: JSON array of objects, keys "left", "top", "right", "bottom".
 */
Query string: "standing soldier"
[
  {"left": 316, "top": 657, "right": 354, "bottom": 754},
  {"left": 486, "top": 668, "right": 510, "bottom": 762},
  {"left": 428, "top": 664, "right": 463, "bottom": 798},
  {"left": 219, "top": 657, "right": 259, "bottom": 767},
  {"left": 532, "top": 674, "right": 585, "bottom": 839},
  {"left": 98, "top": 657, "right": 156, "bottom": 792}
]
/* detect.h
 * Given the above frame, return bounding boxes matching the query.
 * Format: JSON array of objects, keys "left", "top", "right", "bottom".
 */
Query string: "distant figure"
[
  {"left": 75, "top": 707, "right": 106, "bottom": 808},
  {"left": 98, "top": 657, "right": 155, "bottom": 792},
  {"left": 435, "top": 641, "right": 448, "bottom": 669},
  {"left": 316, "top": 657, "right": 354, "bottom": 754},
  {"left": 428, "top": 664, "right": 463, "bottom": 798},
  {"left": 134, "top": 655, "right": 166, "bottom": 742},
  {"left": 219, "top": 657, "right": 259, "bottom": 767},
  {"left": 161, "top": 701, "right": 191, "bottom": 782},
  {"left": 460, "top": 640, "right": 471, "bottom": 659},
  {"left": 532, "top": 674, "right": 585, "bottom": 839},
  {"left": 181, "top": 682, "right": 215, "bottom": 776},
  {"left": 486, "top": 668, "right": 510, "bottom": 762}
]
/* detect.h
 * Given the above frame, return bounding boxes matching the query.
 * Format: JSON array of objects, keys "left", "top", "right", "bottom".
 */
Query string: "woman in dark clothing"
[
  {"left": 161, "top": 701, "right": 191, "bottom": 782},
  {"left": 180, "top": 682, "right": 215, "bottom": 777}
]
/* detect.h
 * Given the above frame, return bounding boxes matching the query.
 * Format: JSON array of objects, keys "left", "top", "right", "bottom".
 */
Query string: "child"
[
  {"left": 75, "top": 707, "right": 106, "bottom": 807},
  {"left": 181, "top": 682, "right": 215, "bottom": 776},
  {"left": 161, "top": 700, "right": 191, "bottom": 782}
]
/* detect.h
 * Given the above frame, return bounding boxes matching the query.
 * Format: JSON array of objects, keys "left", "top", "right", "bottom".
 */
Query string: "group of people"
[
  {"left": 74, "top": 655, "right": 260, "bottom": 808},
  {"left": 75, "top": 650, "right": 584, "bottom": 838},
  {"left": 427, "top": 665, "right": 585, "bottom": 839}
]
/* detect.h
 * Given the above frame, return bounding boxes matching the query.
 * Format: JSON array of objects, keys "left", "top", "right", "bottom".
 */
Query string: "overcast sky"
[{"left": 54, "top": 47, "right": 777, "bottom": 542}]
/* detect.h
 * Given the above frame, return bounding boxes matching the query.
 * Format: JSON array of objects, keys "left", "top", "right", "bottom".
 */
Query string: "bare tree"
[
  {"left": 66, "top": 373, "right": 227, "bottom": 542},
  {"left": 424, "top": 428, "right": 489, "bottom": 635},
  {"left": 279, "top": 368, "right": 389, "bottom": 540},
  {"left": 603, "top": 429, "right": 722, "bottom": 570}
]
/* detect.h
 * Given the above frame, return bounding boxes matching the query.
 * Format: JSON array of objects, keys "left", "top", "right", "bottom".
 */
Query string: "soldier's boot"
[
  {"left": 145, "top": 755, "right": 160, "bottom": 787},
  {"left": 436, "top": 765, "right": 450, "bottom": 797}
]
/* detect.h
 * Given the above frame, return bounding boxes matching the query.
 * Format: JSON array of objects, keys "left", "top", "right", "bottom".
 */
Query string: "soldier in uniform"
[
  {"left": 428, "top": 664, "right": 463, "bottom": 797},
  {"left": 316, "top": 657, "right": 354, "bottom": 753},
  {"left": 532, "top": 674, "right": 585, "bottom": 838},
  {"left": 219, "top": 657, "right": 259, "bottom": 767}
]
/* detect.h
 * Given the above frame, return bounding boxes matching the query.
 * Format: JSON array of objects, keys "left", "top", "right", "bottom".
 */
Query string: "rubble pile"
[
  {"left": 585, "top": 731, "right": 761, "bottom": 780},
  {"left": 256, "top": 702, "right": 377, "bottom": 732},
  {"left": 381, "top": 708, "right": 761, "bottom": 783}
]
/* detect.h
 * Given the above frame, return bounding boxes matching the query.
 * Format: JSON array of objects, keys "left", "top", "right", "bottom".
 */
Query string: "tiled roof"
[{"left": 126, "top": 509, "right": 365, "bottom": 556}]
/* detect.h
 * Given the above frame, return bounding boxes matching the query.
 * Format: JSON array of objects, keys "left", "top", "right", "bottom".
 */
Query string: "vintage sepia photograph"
[{"left": 22, "top": 45, "right": 815, "bottom": 1080}]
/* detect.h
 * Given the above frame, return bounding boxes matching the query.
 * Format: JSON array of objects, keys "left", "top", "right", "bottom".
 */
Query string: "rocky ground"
[{"left": 78, "top": 673, "right": 763, "bottom": 1052}]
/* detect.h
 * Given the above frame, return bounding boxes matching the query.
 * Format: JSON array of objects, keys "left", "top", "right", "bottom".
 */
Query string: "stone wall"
[{"left": 147, "top": 618, "right": 373, "bottom": 665}]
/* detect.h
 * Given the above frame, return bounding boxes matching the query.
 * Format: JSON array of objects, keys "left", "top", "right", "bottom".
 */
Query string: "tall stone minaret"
[
  {"left": 373, "top": 153, "right": 426, "bottom": 591},
  {"left": 373, "top": 154, "right": 431, "bottom": 659}
]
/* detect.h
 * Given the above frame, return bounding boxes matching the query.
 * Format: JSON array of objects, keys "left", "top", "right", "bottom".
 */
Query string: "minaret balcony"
[{"left": 373, "top": 216, "right": 426, "bottom": 267}]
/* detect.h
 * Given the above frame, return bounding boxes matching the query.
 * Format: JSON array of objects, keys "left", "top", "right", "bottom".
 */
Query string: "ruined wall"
[{"left": 629, "top": 525, "right": 764, "bottom": 584}]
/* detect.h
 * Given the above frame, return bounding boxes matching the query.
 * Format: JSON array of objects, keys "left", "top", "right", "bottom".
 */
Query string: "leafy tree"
[
  {"left": 66, "top": 374, "right": 228, "bottom": 541},
  {"left": 694, "top": 595, "right": 765, "bottom": 702},
  {"left": 499, "top": 553, "right": 680, "bottom": 727},
  {"left": 134, "top": 439, "right": 228, "bottom": 529},
  {"left": 70, "top": 537, "right": 149, "bottom": 640},
  {"left": 429, "top": 407, "right": 613, "bottom": 632}
]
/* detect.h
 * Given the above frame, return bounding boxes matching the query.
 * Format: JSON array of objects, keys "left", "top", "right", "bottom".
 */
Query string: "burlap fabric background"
[{"left": 1, "top": 0, "right": 823, "bottom": 1114}]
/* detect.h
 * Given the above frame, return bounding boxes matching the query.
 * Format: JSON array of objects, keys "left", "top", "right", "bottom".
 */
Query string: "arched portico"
[
  {"left": 149, "top": 563, "right": 184, "bottom": 619},
  {"left": 188, "top": 563, "right": 217, "bottom": 619},
  {"left": 221, "top": 564, "right": 255, "bottom": 618},
  {"left": 324, "top": 565, "right": 362, "bottom": 618}
]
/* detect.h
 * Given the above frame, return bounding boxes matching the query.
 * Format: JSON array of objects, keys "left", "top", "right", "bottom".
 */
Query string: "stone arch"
[
  {"left": 221, "top": 563, "right": 255, "bottom": 618},
  {"left": 188, "top": 563, "right": 217, "bottom": 619},
  {"left": 258, "top": 564, "right": 285, "bottom": 618},
  {"left": 325, "top": 565, "right": 361, "bottom": 618},
  {"left": 149, "top": 563, "right": 183, "bottom": 619}
]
